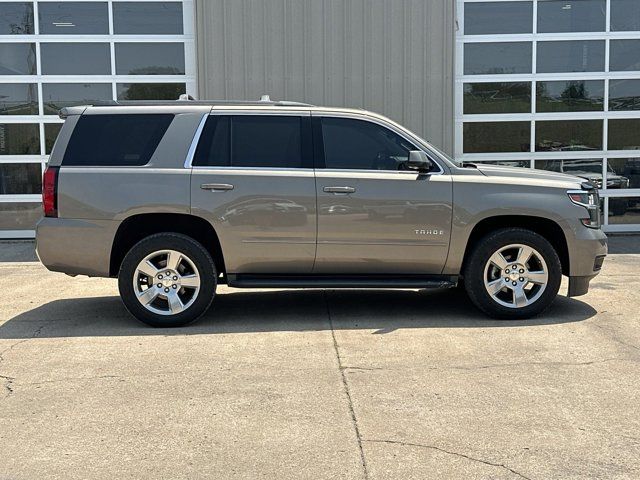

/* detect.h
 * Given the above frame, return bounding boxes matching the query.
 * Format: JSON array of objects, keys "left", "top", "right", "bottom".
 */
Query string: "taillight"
[{"left": 42, "top": 166, "right": 59, "bottom": 218}]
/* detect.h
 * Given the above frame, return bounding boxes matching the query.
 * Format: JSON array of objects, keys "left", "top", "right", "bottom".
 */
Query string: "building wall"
[{"left": 195, "top": 0, "right": 455, "bottom": 154}]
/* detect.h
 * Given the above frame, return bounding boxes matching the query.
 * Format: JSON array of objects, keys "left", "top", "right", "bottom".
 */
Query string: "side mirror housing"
[{"left": 407, "top": 150, "right": 434, "bottom": 173}]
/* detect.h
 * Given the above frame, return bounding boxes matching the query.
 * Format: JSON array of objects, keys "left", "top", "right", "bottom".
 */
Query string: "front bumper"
[{"left": 566, "top": 226, "right": 608, "bottom": 297}]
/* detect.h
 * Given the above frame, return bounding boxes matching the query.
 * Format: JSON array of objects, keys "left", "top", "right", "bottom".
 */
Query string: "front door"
[{"left": 313, "top": 115, "right": 453, "bottom": 274}]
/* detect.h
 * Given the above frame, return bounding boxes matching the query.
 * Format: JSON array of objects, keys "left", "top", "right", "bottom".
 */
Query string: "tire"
[
  {"left": 463, "top": 228, "right": 562, "bottom": 320},
  {"left": 118, "top": 233, "right": 217, "bottom": 328}
]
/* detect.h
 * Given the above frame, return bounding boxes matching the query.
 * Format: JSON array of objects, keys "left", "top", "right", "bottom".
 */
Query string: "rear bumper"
[{"left": 36, "top": 217, "right": 118, "bottom": 277}]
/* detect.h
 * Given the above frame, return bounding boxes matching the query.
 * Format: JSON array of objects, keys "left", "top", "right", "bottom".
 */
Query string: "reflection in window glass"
[
  {"left": 115, "top": 43, "right": 185, "bottom": 75},
  {"left": 537, "top": 0, "right": 605, "bottom": 33},
  {"left": 609, "top": 158, "right": 640, "bottom": 190},
  {"left": 38, "top": 2, "right": 108, "bottom": 34},
  {"left": 535, "top": 120, "right": 602, "bottom": 151},
  {"left": 0, "top": 202, "right": 41, "bottom": 231},
  {"left": 608, "top": 197, "right": 640, "bottom": 223},
  {"left": 42, "top": 83, "right": 112, "bottom": 115},
  {"left": 536, "top": 81, "right": 604, "bottom": 112},
  {"left": 0, "top": 163, "right": 41, "bottom": 194},
  {"left": 45, "top": 123, "right": 63, "bottom": 154},
  {"left": 41, "top": 43, "right": 111, "bottom": 75},
  {"left": 609, "top": 119, "right": 640, "bottom": 150},
  {"left": 464, "top": 2, "right": 533, "bottom": 35},
  {"left": 464, "top": 83, "right": 531, "bottom": 114},
  {"left": 464, "top": 43, "right": 532, "bottom": 75},
  {"left": 536, "top": 158, "right": 609, "bottom": 185},
  {"left": 610, "top": 40, "right": 640, "bottom": 71},
  {"left": 117, "top": 83, "right": 186, "bottom": 101},
  {"left": 0, "top": 43, "right": 36, "bottom": 75},
  {"left": 0, "top": 2, "right": 33, "bottom": 34},
  {"left": 610, "top": 80, "right": 640, "bottom": 110},
  {"left": 113, "top": 2, "right": 183, "bottom": 34},
  {"left": 0, "top": 123, "right": 39, "bottom": 155},
  {"left": 0, "top": 83, "right": 37, "bottom": 115},
  {"left": 537, "top": 41, "right": 605, "bottom": 73},
  {"left": 474, "top": 160, "right": 530, "bottom": 168},
  {"left": 611, "top": 0, "right": 640, "bottom": 32},
  {"left": 463, "top": 122, "right": 531, "bottom": 153}
]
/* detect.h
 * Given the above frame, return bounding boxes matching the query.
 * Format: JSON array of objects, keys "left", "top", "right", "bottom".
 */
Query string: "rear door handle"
[
  {"left": 323, "top": 186, "right": 356, "bottom": 194},
  {"left": 201, "top": 183, "right": 234, "bottom": 192}
]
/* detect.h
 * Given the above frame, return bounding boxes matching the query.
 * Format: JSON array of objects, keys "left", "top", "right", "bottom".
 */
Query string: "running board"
[{"left": 227, "top": 274, "right": 457, "bottom": 289}]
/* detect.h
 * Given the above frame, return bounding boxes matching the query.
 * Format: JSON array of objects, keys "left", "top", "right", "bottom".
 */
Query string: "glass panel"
[
  {"left": 117, "top": 83, "right": 186, "bottom": 101},
  {"left": 609, "top": 158, "right": 640, "bottom": 189},
  {"left": 40, "top": 43, "right": 111, "bottom": 75},
  {"left": 608, "top": 197, "right": 640, "bottom": 224},
  {"left": 611, "top": 0, "right": 640, "bottom": 32},
  {"left": 115, "top": 43, "right": 185, "bottom": 75},
  {"left": 464, "top": 43, "right": 532, "bottom": 75},
  {"left": 0, "top": 123, "right": 39, "bottom": 154},
  {"left": 536, "top": 80, "right": 604, "bottom": 112},
  {"left": 610, "top": 40, "right": 640, "bottom": 71},
  {"left": 0, "top": 202, "right": 41, "bottom": 231},
  {"left": 463, "top": 122, "right": 531, "bottom": 153},
  {"left": 0, "top": 83, "right": 37, "bottom": 115},
  {"left": 0, "top": 163, "right": 41, "bottom": 194},
  {"left": 0, "top": 2, "right": 34, "bottom": 34},
  {"left": 113, "top": 2, "right": 183, "bottom": 35},
  {"left": 232, "top": 116, "right": 302, "bottom": 168},
  {"left": 42, "top": 83, "right": 112, "bottom": 115},
  {"left": 464, "top": 2, "right": 533, "bottom": 35},
  {"left": 474, "top": 160, "right": 531, "bottom": 168},
  {"left": 193, "top": 116, "right": 230, "bottom": 167},
  {"left": 537, "top": 41, "right": 605, "bottom": 73},
  {"left": 535, "top": 120, "right": 603, "bottom": 151},
  {"left": 463, "top": 83, "right": 531, "bottom": 114},
  {"left": 38, "top": 2, "right": 108, "bottom": 34},
  {"left": 537, "top": 0, "right": 605, "bottom": 33},
  {"left": 536, "top": 158, "right": 609, "bottom": 185},
  {"left": 0, "top": 43, "right": 36, "bottom": 75},
  {"left": 610, "top": 79, "right": 640, "bottom": 110},
  {"left": 45, "top": 123, "right": 62, "bottom": 154},
  {"left": 609, "top": 119, "right": 640, "bottom": 150}
]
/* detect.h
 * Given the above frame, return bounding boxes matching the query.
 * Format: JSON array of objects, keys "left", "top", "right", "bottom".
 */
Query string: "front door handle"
[
  {"left": 323, "top": 186, "right": 356, "bottom": 194},
  {"left": 201, "top": 183, "right": 234, "bottom": 192}
]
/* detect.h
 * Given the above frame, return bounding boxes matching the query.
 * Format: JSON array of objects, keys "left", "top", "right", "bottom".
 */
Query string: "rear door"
[{"left": 190, "top": 111, "right": 317, "bottom": 274}]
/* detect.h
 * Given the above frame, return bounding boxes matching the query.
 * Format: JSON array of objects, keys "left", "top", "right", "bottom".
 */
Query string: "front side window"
[{"left": 321, "top": 117, "right": 417, "bottom": 171}]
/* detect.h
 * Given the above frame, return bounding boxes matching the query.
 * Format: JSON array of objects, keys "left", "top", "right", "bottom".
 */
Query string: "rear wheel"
[
  {"left": 463, "top": 228, "right": 562, "bottom": 319},
  {"left": 118, "top": 233, "right": 217, "bottom": 327}
]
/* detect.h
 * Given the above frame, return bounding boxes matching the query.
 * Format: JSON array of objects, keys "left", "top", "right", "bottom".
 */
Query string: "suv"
[{"left": 36, "top": 99, "right": 608, "bottom": 327}]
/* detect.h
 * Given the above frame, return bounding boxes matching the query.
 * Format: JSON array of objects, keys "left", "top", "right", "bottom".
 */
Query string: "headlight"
[{"left": 568, "top": 189, "right": 601, "bottom": 229}]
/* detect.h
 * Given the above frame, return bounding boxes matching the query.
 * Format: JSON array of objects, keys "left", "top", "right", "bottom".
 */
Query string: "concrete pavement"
[{"left": 0, "top": 241, "right": 639, "bottom": 479}]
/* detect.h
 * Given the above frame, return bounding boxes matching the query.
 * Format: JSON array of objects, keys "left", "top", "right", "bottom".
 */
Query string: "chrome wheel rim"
[
  {"left": 133, "top": 249, "right": 201, "bottom": 316},
  {"left": 483, "top": 244, "right": 548, "bottom": 309}
]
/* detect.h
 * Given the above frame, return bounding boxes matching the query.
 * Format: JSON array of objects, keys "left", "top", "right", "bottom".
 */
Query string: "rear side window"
[
  {"left": 63, "top": 114, "right": 173, "bottom": 166},
  {"left": 193, "top": 115, "right": 306, "bottom": 168}
]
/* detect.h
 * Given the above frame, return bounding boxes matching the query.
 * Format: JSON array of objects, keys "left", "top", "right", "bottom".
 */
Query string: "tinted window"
[
  {"left": 609, "top": 119, "right": 640, "bottom": 150},
  {"left": 322, "top": 117, "right": 417, "bottom": 170},
  {"left": 38, "top": 2, "right": 108, "bottom": 34},
  {"left": 193, "top": 116, "right": 230, "bottom": 167},
  {"left": 464, "top": 2, "right": 532, "bottom": 34},
  {"left": 464, "top": 43, "right": 532, "bottom": 75},
  {"left": 41, "top": 43, "right": 110, "bottom": 75},
  {"left": 535, "top": 120, "right": 603, "bottom": 151},
  {"left": 537, "top": 41, "right": 605, "bottom": 72},
  {"left": 63, "top": 114, "right": 173, "bottom": 166},
  {"left": 610, "top": 40, "right": 640, "bottom": 71},
  {"left": 42, "top": 83, "right": 112, "bottom": 115},
  {"left": 117, "top": 83, "right": 186, "bottom": 100},
  {"left": 463, "top": 122, "right": 531, "bottom": 153},
  {"left": 464, "top": 82, "right": 531, "bottom": 114},
  {"left": 0, "top": 43, "right": 36, "bottom": 75},
  {"left": 609, "top": 79, "right": 640, "bottom": 110},
  {"left": 0, "top": 83, "right": 38, "bottom": 115},
  {"left": 113, "top": 2, "right": 183, "bottom": 34},
  {"left": 536, "top": 80, "right": 604, "bottom": 112},
  {"left": 115, "top": 43, "right": 185, "bottom": 75},
  {"left": 0, "top": 123, "right": 39, "bottom": 154},
  {"left": 537, "top": 0, "right": 605, "bottom": 33},
  {"left": 611, "top": 0, "right": 640, "bottom": 31},
  {"left": 0, "top": 2, "right": 33, "bottom": 34}
]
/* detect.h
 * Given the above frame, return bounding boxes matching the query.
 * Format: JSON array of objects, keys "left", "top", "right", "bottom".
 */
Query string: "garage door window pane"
[
  {"left": 535, "top": 120, "right": 603, "bottom": 151},
  {"left": 609, "top": 79, "right": 640, "bottom": 110},
  {"left": 464, "top": 43, "right": 532, "bottom": 75},
  {"left": 115, "top": 43, "right": 185, "bottom": 75},
  {"left": 117, "top": 83, "right": 186, "bottom": 100},
  {"left": 537, "top": 0, "right": 605, "bottom": 33},
  {"left": 464, "top": 83, "right": 531, "bottom": 114},
  {"left": 536, "top": 81, "right": 604, "bottom": 112},
  {"left": 537, "top": 41, "right": 605, "bottom": 73},
  {"left": 41, "top": 43, "right": 111, "bottom": 75},
  {"left": 463, "top": 122, "right": 531, "bottom": 153},
  {"left": 0, "top": 2, "right": 33, "bottom": 34},
  {"left": 0, "top": 202, "right": 41, "bottom": 231},
  {"left": 609, "top": 158, "right": 640, "bottom": 189},
  {"left": 0, "top": 43, "right": 36, "bottom": 75},
  {"left": 45, "top": 123, "right": 63, "bottom": 154},
  {"left": 611, "top": 0, "right": 640, "bottom": 32},
  {"left": 609, "top": 119, "right": 640, "bottom": 150},
  {"left": 0, "top": 83, "right": 38, "bottom": 115},
  {"left": 0, "top": 123, "right": 39, "bottom": 154},
  {"left": 38, "top": 2, "right": 108, "bottom": 34},
  {"left": 0, "top": 163, "right": 41, "bottom": 194},
  {"left": 608, "top": 197, "right": 640, "bottom": 224},
  {"left": 610, "top": 40, "right": 640, "bottom": 71},
  {"left": 464, "top": 2, "right": 533, "bottom": 35},
  {"left": 113, "top": 2, "right": 183, "bottom": 34},
  {"left": 42, "top": 83, "right": 112, "bottom": 115}
]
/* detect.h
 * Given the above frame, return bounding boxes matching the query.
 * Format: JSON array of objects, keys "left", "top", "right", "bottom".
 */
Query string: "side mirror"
[{"left": 407, "top": 150, "right": 434, "bottom": 173}]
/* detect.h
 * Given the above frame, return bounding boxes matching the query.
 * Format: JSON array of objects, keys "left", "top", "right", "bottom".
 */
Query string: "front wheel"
[
  {"left": 118, "top": 233, "right": 217, "bottom": 327},
  {"left": 463, "top": 228, "right": 562, "bottom": 319}
]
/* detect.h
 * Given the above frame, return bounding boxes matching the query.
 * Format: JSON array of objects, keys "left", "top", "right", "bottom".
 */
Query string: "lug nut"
[
  {"left": 172, "top": 284, "right": 177, "bottom": 289},
  {"left": 505, "top": 269, "right": 510, "bottom": 274},
  {"left": 166, "top": 271, "right": 171, "bottom": 276},
  {"left": 505, "top": 277, "right": 510, "bottom": 282},
  {"left": 158, "top": 274, "right": 163, "bottom": 279},
  {"left": 157, "top": 283, "right": 162, "bottom": 288},
  {"left": 512, "top": 265, "right": 518, "bottom": 269},
  {"left": 519, "top": 269, "right": 525, "bottom": 274},
  {"left": 164, "top": 287, "right": 170, "bottom": 293},
  {"left": 512, "top": 281, "right": 517, "bottom": 286},
  {"left": 519, "top": 277, "right": 525, "bottom": 282},
  {"left": 173, "top": 276, "right": 178, "bottom": 281}
]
